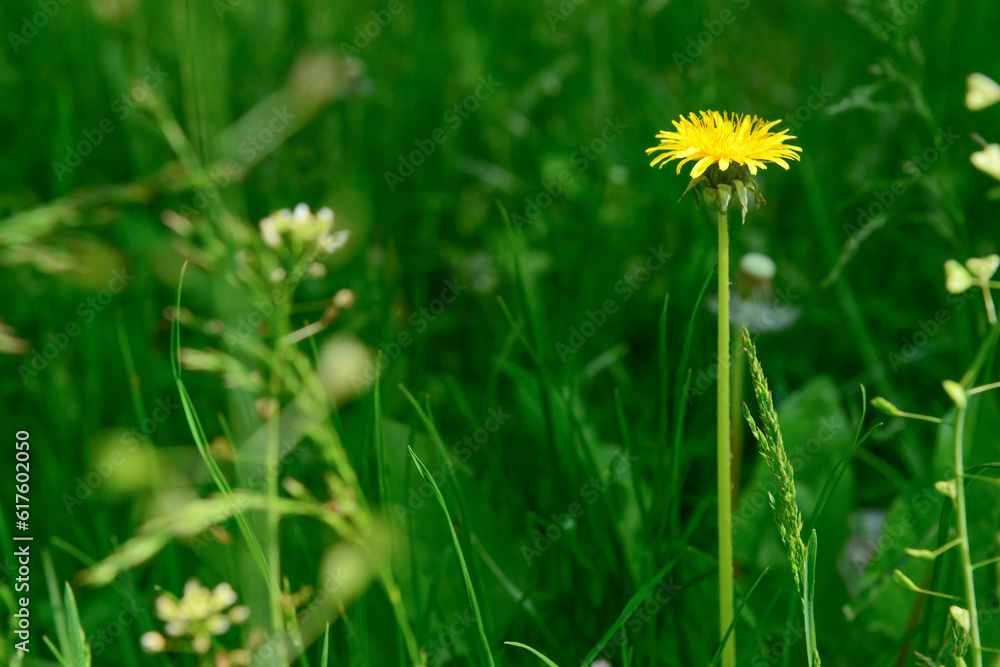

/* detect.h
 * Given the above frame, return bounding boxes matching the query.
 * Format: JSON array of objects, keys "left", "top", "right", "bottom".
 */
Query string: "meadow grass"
[{"left": 2, "top": 1, "right": 1000, "bottom": 666}]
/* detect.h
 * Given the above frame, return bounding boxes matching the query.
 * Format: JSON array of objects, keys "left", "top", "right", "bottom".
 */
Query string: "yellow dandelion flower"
[{"left": 646, "top": 111, "right": 802, "bottom": 179}]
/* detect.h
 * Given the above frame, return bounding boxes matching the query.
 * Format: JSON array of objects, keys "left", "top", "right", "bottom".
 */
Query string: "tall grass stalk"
[{"left": 716, "top": 209, "right": 735, "bottom": 667}]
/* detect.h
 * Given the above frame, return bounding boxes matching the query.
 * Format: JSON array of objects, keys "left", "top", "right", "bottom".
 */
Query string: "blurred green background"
[{"left": 2, "top": 0, "right": 1000, "bottom": 665}]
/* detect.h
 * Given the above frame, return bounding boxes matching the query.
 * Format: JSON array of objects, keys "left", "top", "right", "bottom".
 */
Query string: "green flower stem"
[
  {"left": 717, "top": 209, "right": 736, "bottom": 667},
  {"left": 953, "top": 404, "right": 983, "bottom": 667}
]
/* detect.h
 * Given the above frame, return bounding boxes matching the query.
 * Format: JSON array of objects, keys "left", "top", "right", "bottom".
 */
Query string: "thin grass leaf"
[
  {"left": 803, "top": 531, "right": 821, "bottom": 667},
  {"left": 171, "top": 263, "right": 275, "bottom": 590},
  {"left": 64, "top": 582, "right": 91, "bottom": 667},
  {"left": 408, "top": 446, "right": 496, "bottom": 667},
  {"left": 710, "top": 567, "right": 769, "bottom": 667},
  {"left": 658, "top": 266, "right": 715, "bottom": 540},
  {"left": 42, "top": 636, "right": 69, "bottom": 667},
  {"left": 320, "top": 623, "right": 331, "bottom": 666},
  {"left": 505, "top": 641, "right": 562, "bottom": 667},
  {"left": 42, "top": 551, "right": 71, "bottom": 659},
  {"left": 579, "top": 553, "right": 683, "bottom": 666},
  {"left": 806, "top": 385, "right": 881, "bottom": 533},
  {"left": 615, "top": 387, "right": 646, "bottom": 523},
  {"left": 658, "top": 293, "right": 670, "bottom": 448},
  {"left": 398, "top": 384, "right": 473, "bottom": 477}
]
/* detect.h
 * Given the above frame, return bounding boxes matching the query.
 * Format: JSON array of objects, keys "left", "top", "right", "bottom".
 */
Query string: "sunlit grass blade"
[
  {"left": 42, "top": 551, "right": 71, "bottom": 659},
  {"left": 64, "top": 582, "right": 91, "bottom": 667},
  {"left": 505, "top": 641, "right": 562, "bottom": 667}
]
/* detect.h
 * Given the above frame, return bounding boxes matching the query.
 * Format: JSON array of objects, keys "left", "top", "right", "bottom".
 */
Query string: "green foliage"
[{"left": 2, "top": 0, "right": 1000, "bottom": 666}]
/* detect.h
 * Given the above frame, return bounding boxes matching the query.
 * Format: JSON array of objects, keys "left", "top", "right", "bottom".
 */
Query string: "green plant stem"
[
  {"left": 717, "top": 209, "right": 735, "bottom": 667},
  {"left": 953, "top": 404, "right": 983, "bottom": 667}
]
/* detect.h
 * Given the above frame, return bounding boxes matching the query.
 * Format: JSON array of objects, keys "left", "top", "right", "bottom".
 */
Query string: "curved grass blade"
[
  {"left": 171, "top": 263, "right": 273, "bottom": 588},
  {"left": 505, "top": 641, "right": 562, "bottom": 667},
  {"left": 710, "top": 567, "right": 769, "bottom": 667},
  {"left": 803, "top": 531, "right": 820, "bottom": 667},
  {"left": 805, "top": 384, "right": 882, "bottom": 533},
  {"left": 408, "top": 446, "right": 496, "bottom": 667},
  {"left": 579, "top": 553, "right": 684, "bottom": 666},
  {"left": 658, "top": 267, "right": 715, "bottom": 540}
]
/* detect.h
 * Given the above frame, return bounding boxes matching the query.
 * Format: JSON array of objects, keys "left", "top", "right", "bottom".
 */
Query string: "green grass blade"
[
  {"left": 579, "top": 553, "right": 683, "bottom": 667},
  {"left": 374, "top": 359, "right": 390, "bottom": 506},
  {"left": 615, "top": 387, "right": 646, "bottom": 523},
  {"left": 504, "top": 641, "right": 562, "bottom": 667},
  {"left": 408, "top": 446, "right": 496, "bottom": 667},
  {"left": 170, "top": 263, "right": 274, "bottom": 589},
  {"left": 320, "top": 623, "right": 331, "bottom": 666},
  {"left": 658, "top": 265, "right": 714, "bottom": 540},
  {"left": 658, "top": 293, "right": 670, "bottom": 448},
  {"left": 42, "top": 551, "right": 70, "bottom": 659},
  {"left": 710, "top": 567, "right": 769, "bottom": 667},
  {"left": 64, "top": 582, "right": 91, "bottom": 667},
  {"left": 398, "top": 383, "right": 473, "bottom": 476},
  {"left": 803, "top": 530, "right": 820, "bottom": 667},
  {"left": 805, "top": 384, "right": 881, "bottom": 533}
]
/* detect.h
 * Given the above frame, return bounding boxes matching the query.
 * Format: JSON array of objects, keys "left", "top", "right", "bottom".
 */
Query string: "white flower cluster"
[
  {"left": 141, "top": 579, "right": 250, "bottom": 655},
  {"left": 259, "top": 203, "right": 349, "bottom": 255}
]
